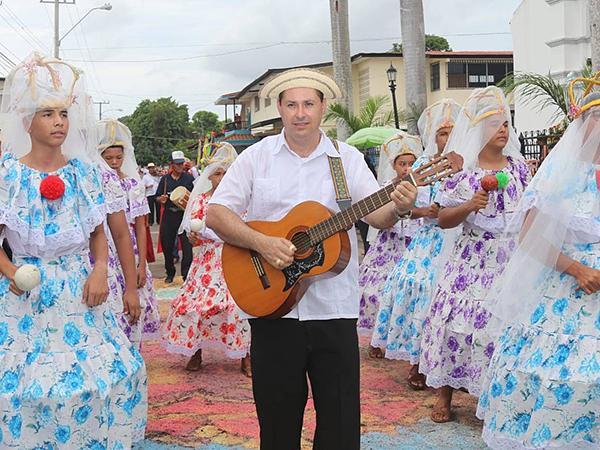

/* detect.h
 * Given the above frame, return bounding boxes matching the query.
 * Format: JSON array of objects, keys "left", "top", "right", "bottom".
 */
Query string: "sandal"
[
  {"left": 368, "top": 346, "right": 384, "bottom": 359},
  {"left": 241, "top": 356, "right": 252, "bottom": 378},
  {"left": 406, "top": 365, "right": 426, "bottom": 390},
  {"left": 431, "top": 404, "right": 453, "bottom": 423},
  {"left": 185, "top": 349, "right": 202, "bottom": 371}
]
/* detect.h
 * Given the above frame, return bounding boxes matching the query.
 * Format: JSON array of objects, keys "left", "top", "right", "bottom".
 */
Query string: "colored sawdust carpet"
[{"left": 138, "top": 283, "right": 486, "bottom": 449}]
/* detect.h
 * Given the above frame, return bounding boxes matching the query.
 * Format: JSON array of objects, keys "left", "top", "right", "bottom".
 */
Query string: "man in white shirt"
[
  {"left": 142, "top": 162, "right": 161, "bottom": 225},
  {"left": 207, "top": 68, "right": 417, "bottom": 450}
]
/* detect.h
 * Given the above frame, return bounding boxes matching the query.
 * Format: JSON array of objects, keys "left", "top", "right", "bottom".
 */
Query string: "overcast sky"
[{"left": 0, "top": 0, "right": 522, "bottom": 119}]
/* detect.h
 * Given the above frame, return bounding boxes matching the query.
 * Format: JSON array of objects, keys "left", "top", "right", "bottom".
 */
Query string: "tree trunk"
[
  {"left": 590, "top": 0, "right": 600, "bottom": 72},
  {"left": 329, "top": 0, "right": 353, "bottom": 141},
  {"left": 400, "top": 0, "right": 427, "bottom": 134}
]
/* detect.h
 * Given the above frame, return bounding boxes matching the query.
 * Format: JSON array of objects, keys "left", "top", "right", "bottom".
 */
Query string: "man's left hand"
[{"left": 390, "top": 181, "right": 418, "bottom": 214}]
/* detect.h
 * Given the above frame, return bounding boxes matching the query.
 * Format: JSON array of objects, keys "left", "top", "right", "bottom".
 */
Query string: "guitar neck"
[{"left": 308, "top": 173, "right": 416, "bottom": 243}]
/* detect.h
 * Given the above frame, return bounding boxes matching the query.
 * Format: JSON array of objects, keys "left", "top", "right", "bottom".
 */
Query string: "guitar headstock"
[{"left": 412, "top": 151, "right": 463, "bottom": 187}]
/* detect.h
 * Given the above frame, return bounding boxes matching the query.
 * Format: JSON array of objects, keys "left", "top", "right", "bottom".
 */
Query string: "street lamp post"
[
  {"left": 386, "top": 63, "right": 400, "bottom": 129},
  {"left": 43, "top": 1, "right": 112, "bottom": 59}
]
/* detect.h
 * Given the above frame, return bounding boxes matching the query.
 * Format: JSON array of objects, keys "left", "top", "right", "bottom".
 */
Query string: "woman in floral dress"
[
  {"left": 371, "top": 99, "right": 461, "bottom": 388},
  {"left": 358, "top": 131, "right": 422, "bottom": 358},
  {"left": 98, "top": 119, "right": 161, "bottom": 344},
  {"left": 476, "top": 85, "right": 600, "bottom": 448},
  {"left": 0, "top": 53, "right": 147, "bottom": 448},
  {"left": 163, "top": 143, "right": 251, "bottom": 376},
  {"left": 418, "top": 86, "right": 531, "bottom": 423}
]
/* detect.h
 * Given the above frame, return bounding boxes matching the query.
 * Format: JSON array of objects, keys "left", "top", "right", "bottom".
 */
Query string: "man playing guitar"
[{"left": 206, "top": 68, "right": 417, "bottom": 450}]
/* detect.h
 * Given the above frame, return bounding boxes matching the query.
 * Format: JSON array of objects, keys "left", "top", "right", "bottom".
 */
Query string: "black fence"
[{"left": 518, "top": 128, "right": 564, "bottom": 161}]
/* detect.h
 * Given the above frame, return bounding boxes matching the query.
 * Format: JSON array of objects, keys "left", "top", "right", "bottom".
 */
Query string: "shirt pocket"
[{"left": 252, "top": 178, "right": 280, "bottom": 217}]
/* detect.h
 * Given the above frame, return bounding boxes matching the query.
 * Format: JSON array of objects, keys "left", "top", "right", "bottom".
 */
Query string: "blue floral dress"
[
  {"left": 477, "top": 167, "right": 600, "bottom": 449},
  {"left": 0, "top": 154, "right": 147, "bottom": 448},
  {"left": 419, "top": 157, "right": 530, "bottom": 395},
  {"left": 357, "top": 218, "right": 418, "bottom": 335},
  {"left": 370, "top": 155, "right": 458, "bottom": 363}
]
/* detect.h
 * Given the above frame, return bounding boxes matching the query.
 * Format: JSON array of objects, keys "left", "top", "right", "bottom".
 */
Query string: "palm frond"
[
  {"left": 497, "top": 71, "right": 568, "bottom": 122},
  {"left": 324, "top": 103, "right": 362, "bottom": 134},
  {"left": 402, "top": 102, "right": 425, "bottom": 134}
]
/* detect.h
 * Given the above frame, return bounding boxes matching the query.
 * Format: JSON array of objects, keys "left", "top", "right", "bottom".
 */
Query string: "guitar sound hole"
[{"left": 291, "top": 231, "right": 312, "bottom": 256}]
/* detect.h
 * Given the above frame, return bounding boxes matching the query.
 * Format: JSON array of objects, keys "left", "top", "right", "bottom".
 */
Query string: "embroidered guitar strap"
[{"left": 327, "top": 138, "right": 352, "bottom": 211}]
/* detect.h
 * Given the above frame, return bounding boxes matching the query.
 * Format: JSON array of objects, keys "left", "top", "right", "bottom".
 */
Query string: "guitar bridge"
[{"left": 250, "top": 250, "right": 270, "bottom": 290}]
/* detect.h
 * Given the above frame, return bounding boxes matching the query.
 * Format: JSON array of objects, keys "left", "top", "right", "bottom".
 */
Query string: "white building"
[{"left": 511, "top": 0, "right": 591, "bottom": 131}]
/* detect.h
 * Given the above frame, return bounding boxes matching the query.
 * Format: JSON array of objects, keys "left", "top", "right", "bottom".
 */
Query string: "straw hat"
[{"left": 260, "top": 67, "right": 343, "bottom": 100}]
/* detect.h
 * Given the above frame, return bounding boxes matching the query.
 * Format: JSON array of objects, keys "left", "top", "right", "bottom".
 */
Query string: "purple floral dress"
[
  {"left": 121, "top": 177, "right": 161, "bottom": 339},
  {"left": 357, "top": 219, "right": 418, "bottom": 334},
  {"left": 419, "top": 157, "right": 530, "bottom": 395}
]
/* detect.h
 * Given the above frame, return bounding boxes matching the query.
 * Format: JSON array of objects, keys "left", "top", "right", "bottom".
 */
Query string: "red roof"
[
  {"left": 425, "top": 50, "right": 513, "bottom": 57},
  {"left": 221, "top": 133, "right": 255, "bottom": 141}
]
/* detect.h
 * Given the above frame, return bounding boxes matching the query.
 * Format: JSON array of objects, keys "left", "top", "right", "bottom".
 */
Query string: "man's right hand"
[
  {"left": 256, "top": 235, "right": 296, "bottom": 269},
  {"left": 157, "top": 195, "right": 168, "bottom": 204}
]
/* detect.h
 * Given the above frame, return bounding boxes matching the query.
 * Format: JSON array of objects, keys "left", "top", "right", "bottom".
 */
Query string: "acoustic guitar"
[{"left": 222, "top": 152, "right": 463, "bottom": 318}]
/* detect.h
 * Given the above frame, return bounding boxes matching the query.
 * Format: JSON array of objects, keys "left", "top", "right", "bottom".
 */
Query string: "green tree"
[
  {"left": 324, "top": 96, "right": 396, "bottom": 134},
  {"left": 190, "top": 110, "right": 223, "bottom": 138},
  {"left": 391, "top": 34, "right": 452, "bottom": 53},
  {"left": 121, "top": 97, "right": 191, "bottom": 165}
]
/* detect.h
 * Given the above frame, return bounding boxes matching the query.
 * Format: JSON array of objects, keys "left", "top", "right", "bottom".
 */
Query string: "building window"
[
  {"left": 430, "top": 63, "right": 440, "bottom": 91},
  {"left": 467, "top": 63, "right": 487, "bottom": 88},
  {"left": 254, "top": 96, "right": 260, "bottom": 112},
  {"left": 447, "top": 62, "right": 467, "bottom": 88},
  {"left": 447, "top": 61, "right": 512, "bottom": 89},
  {"left": 264, "top": 97, "right": 271, "bottom": 108}
]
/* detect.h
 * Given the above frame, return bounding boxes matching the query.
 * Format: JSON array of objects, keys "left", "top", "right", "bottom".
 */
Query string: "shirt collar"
[{"left": 272, "top": 129, "right": 340, "bottom": 158}]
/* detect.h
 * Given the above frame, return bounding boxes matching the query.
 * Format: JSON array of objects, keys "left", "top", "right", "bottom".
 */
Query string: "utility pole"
[
  {"left": 94, "top": 100, "right": 110, "bottom": 119},
  {"left": 40, "top": 0, "right": 76, "bottom": 59},
  {"left": 590, "top": 0, "right": 600, "bottom": 72},
  {"left": 329, "top": 0, "right": 353, "bottom": 141}
]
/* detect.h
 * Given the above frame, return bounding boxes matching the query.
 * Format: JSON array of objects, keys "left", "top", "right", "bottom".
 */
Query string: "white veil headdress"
[
  {"left": 0, "top": 52, "right": 97, "bottom": 164},
  {"left": 487, "top": 77, "right": 600, "bottom": 333},
  {"left": 443, "top": 86, "right": 523, "bottom": 171},
  {"left": 179, "top": 142, "right": 237, "bottom": 233},
  {"left": 367, "top": 131, "right": 422, "bottom": 243},
  {"left": 417, "top": 98, "right": 461, "bottom": 158},
  {"left": 97, "top": 118, "right": 140, "bottom": 180},
  {"left": 376, "top": 131, "right": 423, "bottom": 185}
]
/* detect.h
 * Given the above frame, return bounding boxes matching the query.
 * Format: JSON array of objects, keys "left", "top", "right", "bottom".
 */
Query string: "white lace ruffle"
[
  {"left": 422, "top": 373, "right": 482, "bottom": 397},
  {"left": 161, "top": 339, "right": 250, "bottom": 360},
  {"left": 384, "top": 348, "right": 420, "bottom": 366},
  {"left": 0, "top": 154, "right": 107, "bottom": 256}
]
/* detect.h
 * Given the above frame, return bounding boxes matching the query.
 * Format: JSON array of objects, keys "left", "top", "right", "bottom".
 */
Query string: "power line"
[
  {"left": 0, "top": 9, "right": 45, "bottom": 52},
  {"left": 60, "top": 32, "right": 512, "bottom": 51},
  {"left": 73, "top": 2, "right": 106, "bottom": 96},
  {"left": 1, "top": 1, "right": 50, "bottom": 53}
]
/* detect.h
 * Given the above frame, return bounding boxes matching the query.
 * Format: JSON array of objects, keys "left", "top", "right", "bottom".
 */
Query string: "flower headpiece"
[{"left": 568, "top": 71, "right": 600, "bottom": 119}]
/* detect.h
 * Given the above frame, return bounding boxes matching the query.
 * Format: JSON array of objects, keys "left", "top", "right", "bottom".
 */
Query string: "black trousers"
[
  {"left": 147, "top": 195, "right": 159, "bottom": 225},
  {"left": 159, "top": 209, "right": 192, "bottom": 279},
  {"left": 249, "top": 318, "right": 360, "bottom": 450}
]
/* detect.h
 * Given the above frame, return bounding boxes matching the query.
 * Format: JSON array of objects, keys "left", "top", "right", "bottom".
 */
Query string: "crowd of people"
[{"left": 0, "top": 51, "right": 598, "bottom": 450}]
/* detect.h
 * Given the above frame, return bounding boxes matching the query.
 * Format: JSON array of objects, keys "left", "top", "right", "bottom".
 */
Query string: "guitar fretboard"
[{"left": 307, "top": 174, "right": 414, "bottom": 245}]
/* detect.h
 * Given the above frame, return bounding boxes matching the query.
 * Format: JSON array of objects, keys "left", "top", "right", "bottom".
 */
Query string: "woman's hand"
[
  {"left": 4, "top": 264, "right": 24, "bottom": 296},
  {"left": 568, "top": 261, "right": 600, "bottom": 295},
  {"left": 428, "top": 203, "right": 440, "bottom": 219},
  {"left": 188, "top": 231, "right": 201, "bottom": 246},
  {"left": 123, "top": 288, "right": 141, "bottom": 325},
  {"left": 136, "top": 263, "right": 147, "bottom": 289},
  {"left": 83, "top": 266, "right": 109, "bottom": 307},
  {"left": 467, "top": 190, "right": 489, "bottom": 213}
]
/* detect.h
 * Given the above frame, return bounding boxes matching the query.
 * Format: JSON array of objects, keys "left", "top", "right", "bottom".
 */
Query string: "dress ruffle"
[{"left": 0, "top": 154, "right": 105, "bottom": 258}]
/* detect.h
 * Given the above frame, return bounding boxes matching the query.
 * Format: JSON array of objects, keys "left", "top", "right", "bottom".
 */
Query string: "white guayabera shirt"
[{"left": 209, "top": 129, "right": 380, "bottom": 320}]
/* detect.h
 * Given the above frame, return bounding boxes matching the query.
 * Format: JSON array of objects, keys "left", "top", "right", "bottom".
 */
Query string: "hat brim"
[
  {"left": 260, "top": 68, "right": 343, "bottom": 100},
  {"left": 172, "top": 159, "right": 185, "bottom": 164}
]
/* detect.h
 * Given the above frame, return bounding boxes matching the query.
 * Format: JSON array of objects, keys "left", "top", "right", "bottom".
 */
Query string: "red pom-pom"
[
  {"left": 40, "top": 175, "right": 65, "bottom": 200},
  {"left": 480, "top": 174, "right": 499, "bottom": 192}
]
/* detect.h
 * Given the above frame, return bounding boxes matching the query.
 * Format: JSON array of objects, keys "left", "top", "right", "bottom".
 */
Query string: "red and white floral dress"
[{"left": 162, "top": 192, "right": 250, "bottom": 359}]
